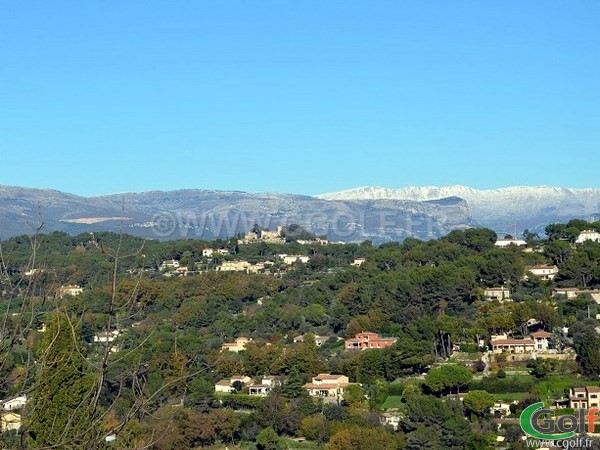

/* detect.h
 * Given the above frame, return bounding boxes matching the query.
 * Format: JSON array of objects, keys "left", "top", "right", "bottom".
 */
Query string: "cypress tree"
[{"left": 25, "top": 310, "right": 102, "bottom": 449}]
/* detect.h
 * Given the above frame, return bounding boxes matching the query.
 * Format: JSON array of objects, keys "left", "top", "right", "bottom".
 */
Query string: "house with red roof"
[{"left": 344, "top": 332, "right": 397, "bottom": 350}]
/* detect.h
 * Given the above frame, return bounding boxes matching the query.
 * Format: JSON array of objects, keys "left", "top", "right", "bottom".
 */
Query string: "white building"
[
  {"left": 380, "top": 413, "right": 401, "bottom": 430},
  {"left": 483, "top": 287, "right": 512, "bottom": 302},
  {"left": 57, "top": 284, "right": 84, "bottom": 298},
  {"left": 297, "top": 239, "right": 329, "bottom": 246},
  {"left": 525, "top": 265, "right": 559, "bottom": 281},
  {"left": 569, "top": 386, "right": 600, "bottom": 409},
  {"left": 576, "top": 230, "right": 600, "bottom": 244},
  {"left": 202, "top": 248, "right": 214, "bottom": 257},
  {"left": 491, "top": 401, "right": 512, "bottom": 416},
  {"left": 495, "top": 239, "right": 526, "bottom": 248},
  {"left": 248, "top": 376, "right": 281, "bottom": 396},
  {"left": 530, "top": 330, "right": 553, "bottom": 351},
  {"left": 1, "top": 395, "right": 27, "bottom": 411},
  {"left": 159, "top": 259, "right": 180, "bottom": 271}
]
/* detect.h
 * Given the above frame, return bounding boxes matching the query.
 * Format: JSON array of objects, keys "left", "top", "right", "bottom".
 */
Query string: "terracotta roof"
[
  {"left": 216, "top": 380, "right": 232, "bottom": 386},
  {"left": 530, "top": 331, "right": 553, "bottom": 338},
  {"left": 304, "top": 383, "right": 347, "bottom": 390}
]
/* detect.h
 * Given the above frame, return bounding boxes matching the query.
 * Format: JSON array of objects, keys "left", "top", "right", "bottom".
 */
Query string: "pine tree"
[{"left": 25, "top": 310, "right": 102, "bottom": 449}]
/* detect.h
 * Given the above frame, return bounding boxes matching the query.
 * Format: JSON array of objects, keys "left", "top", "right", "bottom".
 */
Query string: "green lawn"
[
  {"left": 531, "top": 375, "right": 596, "bottom": 401},
  {"left": 505, "top": 374, "right": 533, "bottom": 383},
  {"left": 381, "top": 395, "right": 403, "bottom": 409}
]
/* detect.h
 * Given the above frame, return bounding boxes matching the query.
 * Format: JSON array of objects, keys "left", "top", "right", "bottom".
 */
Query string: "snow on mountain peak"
[{"left": 316, "top": 185, "right": 600, "bottom": 233}]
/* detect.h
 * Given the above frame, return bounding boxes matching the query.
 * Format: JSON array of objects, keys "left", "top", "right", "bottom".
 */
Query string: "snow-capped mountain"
[
  {"left": 317, "top": 186, "right": 600, "bottom": 235},
  {"left": 0, "top": 185, "right": 472, "bottom": 242}
]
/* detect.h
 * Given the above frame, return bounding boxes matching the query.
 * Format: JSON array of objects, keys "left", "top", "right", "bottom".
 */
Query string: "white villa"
[
  {"left": 57, "top": 284, "right": 84, "bottom": 298},
  {"left": 530, "top": 330, "right": 553, "bottom": 351},
  {"left": 576, "top": 230, "right": 600, "bottom": 244},
  {"left": 248, "top": 376, "right": 281, "bottom": 396},
  {"left": 380, "top": 413, "right": 401, "bottom": 431},
  {"left": 495, "top": 238, "right": 526, "bottom": 248},
  {"left": 570, "top": 386, "right": 600, "bottom": 409},
  {"left": 159, "top": 259, "right": 180, "bottom": 271},
  {"left": 483, "top": 286, "right": 512, "bottom": 302},
  {"left": 1, "top": 395, "right": 27, "bottom": 411},
  {"left": 525, "top": 265, "right": 559, "bottom": 281}
]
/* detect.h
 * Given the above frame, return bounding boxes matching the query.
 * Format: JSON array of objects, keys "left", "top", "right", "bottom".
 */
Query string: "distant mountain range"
[
  {"left": 318, "top": 186, "right": 600, "bottom": 236},
  {"left": 0, "top": 185, "right": 471, "bottom": 243},
  {"left": 1, "top": 184, "right": 599, "bottom": 242}
]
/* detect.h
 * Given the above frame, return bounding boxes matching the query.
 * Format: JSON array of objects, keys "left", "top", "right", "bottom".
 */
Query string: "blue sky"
[{"left": 1, "top": 1, "right": 599, "bottom": 196}]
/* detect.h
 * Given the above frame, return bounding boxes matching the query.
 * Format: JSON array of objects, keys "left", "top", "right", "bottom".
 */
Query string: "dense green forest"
[{"left": 2, "top": 220, "right": 600, "bottom": 449}]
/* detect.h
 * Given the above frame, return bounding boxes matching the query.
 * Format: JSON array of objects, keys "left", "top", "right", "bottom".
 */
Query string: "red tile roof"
[{"left": 530, "top": 331, "right": 553, "bottom": 338}]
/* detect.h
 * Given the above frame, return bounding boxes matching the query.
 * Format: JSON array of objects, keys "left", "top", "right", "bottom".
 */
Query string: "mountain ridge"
[
  {"left": 317, "top": 185, "right": 600, "bottom": 233},
  {"left": 3, "top": 184, "right": 600, "bottom": 242},
  {"left": 0, "top": 185, "right": 472, "bottom": 243}
]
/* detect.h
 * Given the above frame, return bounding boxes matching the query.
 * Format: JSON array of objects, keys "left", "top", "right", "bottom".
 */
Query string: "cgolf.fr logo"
[{"left": 520, "top": 402, "right": 599, "bottom": 440}]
